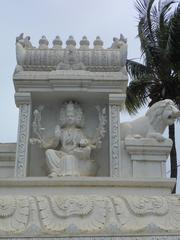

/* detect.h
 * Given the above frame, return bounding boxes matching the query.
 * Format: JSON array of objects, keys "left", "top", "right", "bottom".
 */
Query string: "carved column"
[
  {"left": 14, "top": 93, "right": 32, "bottom": 177},
  {"left": 109, "top": 94, "right": 125, "bottom": 177}
]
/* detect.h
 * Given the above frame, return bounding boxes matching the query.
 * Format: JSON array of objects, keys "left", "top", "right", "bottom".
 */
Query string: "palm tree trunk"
[{"left": 169, "top": 124, "right": 177, "bottom": 193}]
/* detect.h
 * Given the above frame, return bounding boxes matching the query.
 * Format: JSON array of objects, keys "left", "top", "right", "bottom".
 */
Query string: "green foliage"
[
  {"left": 126, "top": 0, "right": 180, "bottom": 187},
  {"left": 126, "top": 0, "right": 180, "bottom": 113}
]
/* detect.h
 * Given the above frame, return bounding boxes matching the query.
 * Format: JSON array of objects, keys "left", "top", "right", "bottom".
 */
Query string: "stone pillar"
[
  {"left": 109, "top": 94, "right": 125, "bottom": 177},
  {"left": 14, "top": 93, "right": 32, "bottom": 177}
]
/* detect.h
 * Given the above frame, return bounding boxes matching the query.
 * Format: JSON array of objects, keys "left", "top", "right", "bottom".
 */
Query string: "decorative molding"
[
  {"left": 15, "top": 102, "right": 31, "bottom": 177},
  {"left": 109, "top": 94, "right": 125, "bottom": 177},
  {"left": 13, "top": 71, "right": 128, "bottom": 95},
  {"left": 0, "top": 194, "right": 180, "bottom": 236},
  {"left": 14, "top": 92, "right": 31, "bottom": 107},
  {"left": 109, "top": 105, "right": 121, "bottom": 177}
]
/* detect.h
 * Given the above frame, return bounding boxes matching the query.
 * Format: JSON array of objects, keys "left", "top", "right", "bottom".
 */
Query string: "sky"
[{"left": 0, "top": 0, "right": 180, "bottom": 190}]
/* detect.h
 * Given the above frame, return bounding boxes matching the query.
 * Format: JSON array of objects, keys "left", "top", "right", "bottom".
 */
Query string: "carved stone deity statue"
[{"left": 31, "top": 101, "right": 107, "bottom": 177}]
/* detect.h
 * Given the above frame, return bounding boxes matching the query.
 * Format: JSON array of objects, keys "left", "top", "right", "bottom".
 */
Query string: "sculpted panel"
[
  {"left": 0, "top": 194, "right": 180, "bottom": 236},
  {"left": 30, "top": 101, "right": 107, "bottom": 177},
  {"left": 37, "top": 195, "right": 106, "bottom": 233}
]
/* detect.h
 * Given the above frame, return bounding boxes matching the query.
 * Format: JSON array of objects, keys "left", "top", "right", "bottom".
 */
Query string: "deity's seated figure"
[{"left": 43, "top": 101, "right": 97, "bottom": 177}]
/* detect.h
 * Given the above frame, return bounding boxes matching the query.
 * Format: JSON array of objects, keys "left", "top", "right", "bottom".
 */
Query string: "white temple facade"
[{"left": 0, "top": 34, "right": 180, "bottom": 239}]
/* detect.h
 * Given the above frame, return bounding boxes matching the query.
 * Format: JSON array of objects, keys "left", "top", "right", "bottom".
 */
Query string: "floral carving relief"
[
  {"left": 16, "top": 104, "right": 31, "bottom": 177},
  {"left": 0, "top": 194, "right": 180, "bottom": 236},
  {"left": 37, "top": 195, "right": 106, "bottom": 233},
  {"left": 50, "top": 196, "right": 93, "bottom": 217},
  {"left": 0, "top": 196, "right": 29, "bottom": 234},
  {"left": 123, "top": 196, "right": 169, "bottom": 216},
  {"left": 110, "top": 105, "right": 120, "bottom": 177}
]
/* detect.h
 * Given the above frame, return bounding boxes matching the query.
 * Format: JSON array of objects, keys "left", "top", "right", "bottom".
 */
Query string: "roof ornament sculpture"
[
  {"left": 39, "top": 36, "right": 49, "bottom": 49},
  {"left": 93, "top": 36, "right": 103, "bottom": 49},
  {"left": 79, "top": 36, "right": 90, "bottom": 50},
  {"left": 111, "top": 34, "right": 127, "bottom": 49},
  {"left": 66, "top": 36, "right": 76, "bottom": 48},
  {"left": 15, "top": 33, "right": 127, "bottom": 72},
  {"left": 52, "top": 36, "right": 62, "bottom": 49}
]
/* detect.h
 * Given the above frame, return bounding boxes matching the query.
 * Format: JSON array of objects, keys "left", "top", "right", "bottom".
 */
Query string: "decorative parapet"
[{"left": 15, "top": 34, "right": 127, "bottom": 72}]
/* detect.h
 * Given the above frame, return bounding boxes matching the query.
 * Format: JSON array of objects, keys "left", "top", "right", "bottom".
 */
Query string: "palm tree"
[{"left": 126, "top": 0, "right": 180, "bottom": 192}]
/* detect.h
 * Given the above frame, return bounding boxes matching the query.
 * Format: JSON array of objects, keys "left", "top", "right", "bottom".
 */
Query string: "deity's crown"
[{"left": 65, "top": 101, "right": 75, "bottom": 113}]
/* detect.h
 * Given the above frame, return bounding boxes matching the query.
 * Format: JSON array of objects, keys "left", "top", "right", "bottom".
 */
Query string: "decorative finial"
[
  {"left": 80, "top": 36, "right": 90, "bottom": 49},
  {"left": 39, "top": 35, "right": 49, "bottom": 49},
  {"left": 66, "top": 36, "right": 76, "bottom": 48},
  {"left": 52, "top": 36, "right": 62, "bottom": 49},
  {"left": 120, "top": 33, "right": 127, "bottom": 44},
  {"left": 93, "top": 36, "right": 103, "bottom": 49}
]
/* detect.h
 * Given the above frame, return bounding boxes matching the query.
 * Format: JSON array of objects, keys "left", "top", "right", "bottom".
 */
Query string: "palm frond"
[
  {"left": 126, "top": 59, "right": 151, "bottom": 80},
  {"left": 135, "top": 0, "right": 148, "bottom": 19},
  {"left": 158, "top": 1, "right": 175, "bottom": 49},
  {"left": 167, "top": 2, "right": 180, "bottom": 70},
  {"left": 125, "top": 78, "right": 151, "bottom": 114},
  {"left": 147, "top": 0, "right": 156, "bottom": 39}
]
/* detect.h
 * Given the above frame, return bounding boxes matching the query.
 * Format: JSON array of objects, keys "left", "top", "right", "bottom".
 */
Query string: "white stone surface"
[
  {"left": 0, "top": 177, "right": 175, "bottom": 195},
  {"left": 120, "top": 99, "right": 180, "bottom": 141},
  {"left": 125, "top": 138, "right": 172, "bottom": 178},
  {"left": 0, "top": 143, "right": 16, "bottom": 178},
  {"left": 0, "top": 186, "right": 179, "bottom": 237},
  {"left": 1, "top": 35, "right": 180, "bottom": 239}
]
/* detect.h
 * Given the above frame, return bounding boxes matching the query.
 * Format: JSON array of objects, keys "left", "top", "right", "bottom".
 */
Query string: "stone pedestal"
[{"left": 125, "top": 138, "right": 172, "bottom": 178}]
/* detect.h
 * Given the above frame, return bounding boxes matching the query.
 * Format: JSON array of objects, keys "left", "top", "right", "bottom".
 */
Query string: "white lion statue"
[{"left": 121, "top": 99, "right": 180, "bottom": 142}]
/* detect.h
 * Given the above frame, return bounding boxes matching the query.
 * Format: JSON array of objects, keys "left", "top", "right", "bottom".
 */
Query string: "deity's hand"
[
  {"left": 79, "top": 139, "right": 89, "bottom": 147},
  {"left": 30, "top": 138, "right": 49, "bottom": 149},
  {"left": 55, "top": 125, "right": 61, "bottom": 139},
  {"left": 40, "top": 140, "right": 49, "bottom": 149}
]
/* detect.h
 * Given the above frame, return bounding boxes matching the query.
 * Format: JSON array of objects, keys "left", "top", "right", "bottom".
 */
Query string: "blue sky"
[{"left": 0, "top": 0, "right": 179, "bottom": 190}]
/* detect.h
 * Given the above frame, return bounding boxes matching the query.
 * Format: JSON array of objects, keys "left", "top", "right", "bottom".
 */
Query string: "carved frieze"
[
  {"left": 0, "top": 196, "right": 29, "bottom": 234},
  {"left": 0, "top": 194, "right": 180, "bottom": 236},
  {"left": 37, "top": 195, "right": 106, "bottom": 233}
]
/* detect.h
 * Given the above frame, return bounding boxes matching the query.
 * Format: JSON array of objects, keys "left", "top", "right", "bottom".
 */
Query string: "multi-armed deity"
[
  {"left": 30, "top": 101, "right": 106, "bottom": 177},
  {"left": 0, "top": 33, "right": 180, "bottom": 239}
]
